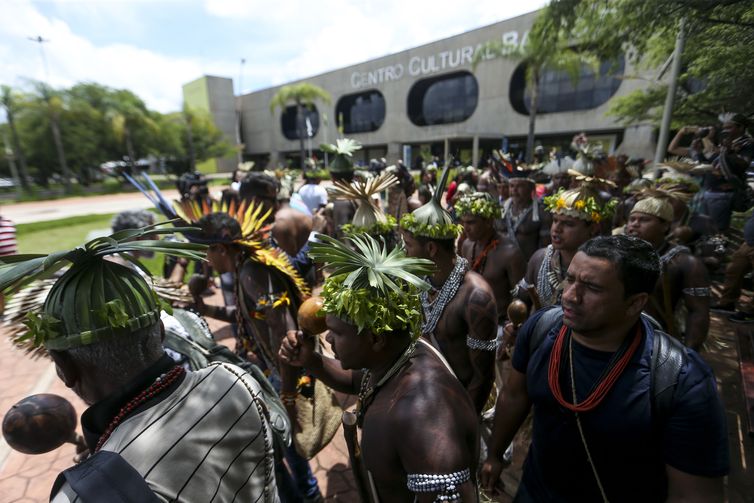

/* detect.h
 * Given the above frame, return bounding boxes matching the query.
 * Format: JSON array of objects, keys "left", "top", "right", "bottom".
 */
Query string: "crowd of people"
[{"left": 1, "top": 112, "right": 753, "bottom": 502}]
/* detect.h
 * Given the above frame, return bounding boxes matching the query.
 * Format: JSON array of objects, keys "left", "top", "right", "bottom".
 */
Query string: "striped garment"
[
  {"left": 52, "top": 362, "right": 279, "bottom": 503},
  {"left": 0, "top": 217, "right": 16, "bottom": 256}
]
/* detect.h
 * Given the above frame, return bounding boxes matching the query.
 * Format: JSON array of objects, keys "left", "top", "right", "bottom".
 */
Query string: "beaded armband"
[
  {"left": 406, "top": 468, "right": 470, "bottom": 502},
  {"left": 681, "top": 287, "right": 710, "bottom": 297},
  {"left": 466, "top": 336, "right": 497, "bottom": 351}
]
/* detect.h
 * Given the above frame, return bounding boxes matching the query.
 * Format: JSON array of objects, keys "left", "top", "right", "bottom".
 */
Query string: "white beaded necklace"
[{"left": 420, "top": 256, "right": 468, "bottom": 336}]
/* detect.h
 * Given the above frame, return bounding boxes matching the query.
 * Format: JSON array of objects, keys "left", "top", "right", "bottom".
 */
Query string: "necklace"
[
  {"left": 569, "top": 338, "right": 610, "bottom": 502},
  {"left": 420, "top": 257, "right": 468, "bottom": 335},
  {"left": 547, "top": 324, "right": 641, "bottom": 413},
  {"left": 356, "top": 341, "right": 416, "bottom": 426},
  {"left": 95, "top": 365, "right": 186, "bottom": 452},
  {"left": 471, "top": 239, "right": 499, "bottom": 273}
]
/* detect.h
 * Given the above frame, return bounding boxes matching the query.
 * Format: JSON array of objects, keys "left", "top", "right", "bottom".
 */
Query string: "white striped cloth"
[{"left": 53, "top": 363, "right": 279, "bottom": 503}]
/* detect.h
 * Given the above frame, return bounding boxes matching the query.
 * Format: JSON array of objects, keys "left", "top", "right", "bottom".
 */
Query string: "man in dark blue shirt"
[{"left": 481, "top": 235, "right": 728, "bottom": 502}]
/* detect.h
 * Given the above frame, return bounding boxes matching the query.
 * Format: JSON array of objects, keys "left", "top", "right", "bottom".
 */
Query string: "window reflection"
[{"left": 408, "top": 71, "right": 479, "bottom": 126}]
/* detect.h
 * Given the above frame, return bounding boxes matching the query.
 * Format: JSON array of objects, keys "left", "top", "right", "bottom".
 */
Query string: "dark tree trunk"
[
  {"left": 526, "top": 72, "right": 539, "bottom": 165},
  {"left": 296, "top": 102, "right": 306, "bottom": 176},
  {"left": 6, "top": 111, "right": 30, "bottom": 189},
  {"left": 49, "top": 109, "right": 72, "bottom": 193}
]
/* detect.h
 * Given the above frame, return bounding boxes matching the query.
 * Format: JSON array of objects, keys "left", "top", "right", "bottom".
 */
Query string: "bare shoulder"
[
  {"left": 462, "top": 270, "right": 495, "bottom": 296},
  {"left": 528, "top": 247, "right": 548, "bottom": 271},
  {"left": 493, "top": 233, "right": 524, "bottom": 259},
  {"left": 460, "top": 238, "right": 473, "bottom": 258}
]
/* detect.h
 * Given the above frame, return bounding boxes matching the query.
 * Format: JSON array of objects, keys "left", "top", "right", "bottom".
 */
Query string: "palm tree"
[
  {"left": 269, "top": 83, "right": 331, "bottom": 174},
  {"left": 1, "top": 85, "right": 31, "bottom": 189},
  {"left": 473, "top": 27, "right": 597, "bottom": 163},
  {"left": 31, "top": 82, "right": 73, "bottom": 193},
  {"left": 105, "top": 90, "right": 156, "bottom": 172}
]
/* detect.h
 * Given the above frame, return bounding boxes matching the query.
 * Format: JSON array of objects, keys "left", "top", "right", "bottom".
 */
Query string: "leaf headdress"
[
  {"left": 308, "top": 234, "right": 434, "bottom": 337},
  {"left": 400, "top": 164, "right": 461, "bottom": 240},
  {"left": 321, "top": 138, "right": 362, "bottom": 175},
  {"left": 0, "top": 222, "right": 206, "bottom": 352},
  {"left": 543, "top": 172, "right": 618, "bottom": 223},
  {"left": 455, "top": 192, "right": 501, "bottom": 220},
  {"left": 327, "top": 172, "right": 399, "bottom": 238}
]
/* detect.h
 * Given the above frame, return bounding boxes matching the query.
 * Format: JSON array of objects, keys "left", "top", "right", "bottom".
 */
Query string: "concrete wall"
[{"left": 182, "top": 76, "right": 239, "bottom": 173}]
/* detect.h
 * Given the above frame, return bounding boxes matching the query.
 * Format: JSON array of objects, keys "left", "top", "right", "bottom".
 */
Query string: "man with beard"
[
  {"left": 280, "top": 234, "right": 479, "bottom": 502},
  {"left": 626, "top": 195, "right": 710, "bottom": 350},
  {"left": 481, "top": 235, "right": 728, "bottom": 502},
  {"left": 400, "top": 169, "right": 498, "bottom": 413},
  {"left": 500, "top": 174, "right": 551, "bottom": 262}
]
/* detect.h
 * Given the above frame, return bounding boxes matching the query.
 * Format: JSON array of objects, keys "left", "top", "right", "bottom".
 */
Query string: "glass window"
[
  {"left": 281, "top": 105, "right": 319, "bottom": 140},
  {"left": 335, "top": 90, "right": 386, "bottom": 134},
  {"left": 509, "top": 55, "right": 625, "bottom": 115},
  {"left": 408, "top": 71, "right": 478, "bottom": 126}
]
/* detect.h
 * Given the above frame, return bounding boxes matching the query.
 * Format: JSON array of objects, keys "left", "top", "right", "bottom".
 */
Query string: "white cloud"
[
  {"left": 206, "top": 0, "right": 545, "bottom": 86},
  {"left": 0, "top": 0, "right": 234, "bottom": 112},
  {"left": 0, "top": 0, "right": 546, "bottom": 114}
]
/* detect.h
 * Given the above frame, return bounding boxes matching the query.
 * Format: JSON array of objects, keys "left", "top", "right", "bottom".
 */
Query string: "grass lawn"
[{"left": 15, "top": 213, "right": 181, "bottom": 276}]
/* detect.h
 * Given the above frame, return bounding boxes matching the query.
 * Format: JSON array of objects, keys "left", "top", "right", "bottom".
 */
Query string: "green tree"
[
  {"left": 472, "top": 10, "right": 597, "bottom": 163},
  {"left": 1, "top": 85, "right": 31, "bottom": 189},
  {"left": 269, "top": 83, "right": 331, "bottom": 173},
  {"left": 29, "top": 82, "right": 74, "bottom": 192},
  {"left": 538, "top": 0, "right": 754, "bottom": 127},
  {"left": 104, "top": 90, "right": 158, "bottom": 171}
]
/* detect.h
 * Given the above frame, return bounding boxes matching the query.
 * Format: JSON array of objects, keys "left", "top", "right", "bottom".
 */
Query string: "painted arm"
[
  {"left": 464, "top": 284, "right": 498, "bottom": 414},
  {"left": 680, "top": 255, "right": 710, "bottom": 351}
]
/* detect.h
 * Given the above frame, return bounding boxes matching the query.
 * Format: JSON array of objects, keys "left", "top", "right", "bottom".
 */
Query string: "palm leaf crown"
[
  {"left": 175, "top": 198, "right": 311, "bottom": 299},
  {"left": 400, "top": 164, "right": 461, "bottom": 240},
  {"left": 308, "top": 233, "right": 434, "bottom": 337},
  {"left": 321, "top": 138, "right": 362, "bottom": 174},
  {"left": 327, "top": 172, "right": 398, "bottom": 236},
  {"left": 0, "top": 222, "right": 207, "bottom": 351}
]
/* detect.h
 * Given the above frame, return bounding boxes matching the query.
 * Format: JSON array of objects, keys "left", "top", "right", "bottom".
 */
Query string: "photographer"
[
  {"left": 697, "top": 114, "right": 754, "bottom": 231},
  {"left": 667, "top": 125, "right": 718, "bottom": 161}
]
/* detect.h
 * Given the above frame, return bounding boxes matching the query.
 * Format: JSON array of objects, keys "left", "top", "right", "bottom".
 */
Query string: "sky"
[{"left": 1, "top": 0, "right": 547, "bottom": 114}]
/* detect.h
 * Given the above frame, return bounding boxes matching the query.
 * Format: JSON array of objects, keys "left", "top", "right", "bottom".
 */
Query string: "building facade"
[{"left": 186, "top": 10, "right": 656, "bottom": 173}]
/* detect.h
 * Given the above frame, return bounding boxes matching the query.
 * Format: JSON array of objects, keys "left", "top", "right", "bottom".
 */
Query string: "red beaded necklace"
[
  {"left": 547, "top": 324, "right": 641, "bottom": 413},
  {"left": 471, "top": 239, "right": 499, "bottom": 273},
  {"left": 95, "top": 365, "right": 186, "bottom": 452}
]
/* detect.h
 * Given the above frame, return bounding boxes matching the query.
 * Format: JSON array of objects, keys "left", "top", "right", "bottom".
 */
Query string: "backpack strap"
[
  {"left": 529, "top": 306, "right": 563, "bottom": 355},
  {"left": 650, "top": 329, "right": 687, "bottom": 425}
]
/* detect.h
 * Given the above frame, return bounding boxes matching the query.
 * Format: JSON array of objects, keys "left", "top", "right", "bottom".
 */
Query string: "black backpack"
[{"left": 528, "top": 306, "right": 687, "bottom": 423}]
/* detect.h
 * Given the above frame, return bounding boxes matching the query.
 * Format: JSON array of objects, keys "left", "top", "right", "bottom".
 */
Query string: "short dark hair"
[
  {"left": 578, "top": 235, "right": 660, "bottom": 297},
  {"left": 239, "top": 172, "right": 278, "bottom": 202},
  {"left": 197, "top": 212, "right": 242, "bottom": 242},
  {"left": 111, "top": 210, "right": 155, "bottom": 233},
  {"left": 414, "top": 234, "right": 455, "bottom": 254}
]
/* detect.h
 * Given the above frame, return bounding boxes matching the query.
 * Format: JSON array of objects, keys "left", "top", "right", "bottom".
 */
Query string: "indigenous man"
[
  {"left": 400, "top": 170, "right": 498, "bottom": 413},
  {"left": 499, "top": 174, "right": 551, "bottom": 262},
  {"left": 188, "top": 204, "right": 322, "bottom": 503},
  {"left": 321, "top": 139, "right": 361, "bottom": 239},
  {"left": 626, "top": 195, "right": 711, "bottom": 350},
  {"left": 459, "top": 192, "right": 526, "bottom": 319},
  {"left": 482, "top": 235, "right": 729, "bottom": 502},
  {"left": 0, "top": 227, "right": 279, "bottom": 502},
  {"left": 280, "top": 234, "right": 480, "bottom": 502},
  {"left": 517, "top": 181, "right": 616, "bottom": 308}
]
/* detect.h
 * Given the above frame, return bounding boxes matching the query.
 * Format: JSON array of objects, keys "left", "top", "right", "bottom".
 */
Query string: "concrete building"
[{"left": 185, "top": 10, "right": 655, "bottom": 173}]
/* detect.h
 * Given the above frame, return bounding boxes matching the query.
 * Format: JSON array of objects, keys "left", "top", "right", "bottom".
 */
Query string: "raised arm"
[{"left": 679, "top": 255, "right": 710, "bottom": 351}]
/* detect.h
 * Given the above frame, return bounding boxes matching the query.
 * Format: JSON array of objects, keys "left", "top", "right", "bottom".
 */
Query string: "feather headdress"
[{"left": 174, "top": 198, "right": 310, "bottom": 299}]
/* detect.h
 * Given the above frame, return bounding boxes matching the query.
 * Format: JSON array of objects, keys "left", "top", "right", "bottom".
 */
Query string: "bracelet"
[{"left": 280, "top": 391, "right": 298, "bottom": 407}]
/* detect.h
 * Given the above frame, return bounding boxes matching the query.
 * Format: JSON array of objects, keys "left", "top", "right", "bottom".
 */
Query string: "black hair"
[
  {"left": 111, "top": 210, "right": 155, "bottom": 233},
  {"left": 239, "top": 172, "right": 278, "bottom": 202},
  {"left": 197, "top": 212, "right": 242, "bottom": 242},
  {"left": 330, "top": 171, "right": 354, "bottom": 183},
  {"left": 414, "top": 234, "right": 455, "bottom": 254},
  {"left": 578, "top": 235, "right": 660, "bottom": 297}
]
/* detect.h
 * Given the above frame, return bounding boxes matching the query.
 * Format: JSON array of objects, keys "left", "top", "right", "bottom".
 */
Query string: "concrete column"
[
  {"left": 472, "top": 135, "right": 480, "bottom": 168},
  {"left": 386, "top": 142, "right": 402, "bottom": 165},
  {"left": 443, "top": 137, "right": 450, "bottom": 165}
]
